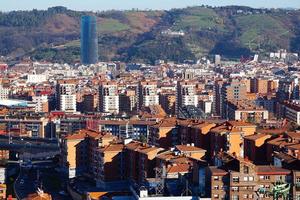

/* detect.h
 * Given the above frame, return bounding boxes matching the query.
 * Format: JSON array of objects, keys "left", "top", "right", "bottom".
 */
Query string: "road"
[
  {"left": 14, "top": 165, "right": 37, "bottom": 199},
  {"left": 14, "top": 163, "right": 71, "bottom": 200}
]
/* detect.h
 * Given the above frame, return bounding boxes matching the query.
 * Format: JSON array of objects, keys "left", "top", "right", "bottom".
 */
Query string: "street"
[{"left": 14, "top": 163, "right": 71, "bottom": 200}]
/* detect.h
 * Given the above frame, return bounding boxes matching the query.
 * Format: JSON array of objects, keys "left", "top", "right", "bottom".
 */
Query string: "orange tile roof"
[
  {"left": 256, "top": 166, "right": 290, "bottom": 175},
  {"left": 175, "top": 145, "right": 206, "bottom": 152},
  {"left": 125, "top": 141, "right": 144, "bottom": 150},
  {"left": 151, "top": 117, "right": 177, "bottom": 128},
  {"left": 227, "top": 121, "right": 256, "bottom": 127},
  {"left": 209, "top": 166, "right": 228, "bottom": 176},
  {"left": 167, "top": 163, "right": 191, "bottom": 174},
  {"left": 99, "top": 143, "right": 124, "bottom": 153},
  {"left": 64, "top": 129, "right": 113, "bottom": 140},
  {"left": 244, "top": 133, "right": 270, "bottom": 141}
]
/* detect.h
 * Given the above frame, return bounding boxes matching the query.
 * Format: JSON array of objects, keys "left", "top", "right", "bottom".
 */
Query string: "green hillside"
[{"left": 0, "top": 6, "right": 300, "bottom": 63}]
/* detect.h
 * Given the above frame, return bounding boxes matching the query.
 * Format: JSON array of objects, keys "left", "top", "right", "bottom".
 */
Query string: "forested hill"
[{"left": 1, "top": 6, "right": 300, "bottom": 64}]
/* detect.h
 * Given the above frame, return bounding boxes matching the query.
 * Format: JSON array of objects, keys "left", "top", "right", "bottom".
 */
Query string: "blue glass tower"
[{"left": 81, "top": 15, "right": 98, "bottom": 64}]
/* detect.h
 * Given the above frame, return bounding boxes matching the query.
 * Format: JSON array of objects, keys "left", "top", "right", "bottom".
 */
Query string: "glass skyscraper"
[{"left": 81, "top": 15, "right": 98, "bottom": 65}]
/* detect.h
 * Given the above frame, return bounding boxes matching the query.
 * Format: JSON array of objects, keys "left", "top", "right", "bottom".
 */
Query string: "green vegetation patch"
[
  {"left": 173, "top": 7, "right": 224, "bottom": 31},
  {"left": 98, "top": 18, "right": 130, "bottom": 33},
  {"left": 236, "top": 14, "right": 289, "bottom": 49}
]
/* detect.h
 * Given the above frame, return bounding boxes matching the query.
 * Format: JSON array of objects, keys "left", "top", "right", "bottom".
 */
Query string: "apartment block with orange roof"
[
  {"left": 209, "top": 121, "right": 256, "bottom": 160},
  {"left": 124, "top": 141, "right": 164, "bottom": 186},
  {"left": 266, "top": 132, "right": 300, "bottom": 163},
  {"left": 204, "top": 152, "right": 295, "bottom": 200},
  {"left": 95, "top": 143, "right": 125, "bottom": 187},
  {"left": 227, "top": 100, "right": 269, "bottom": 123},
  {"left": 178, "top": 120, "right": 216, "bottom": 151},
  {"left": 244, "top": 133, "right": 272, "bottom": 164},
  {"left": 149, "top": 117, "right": 178, "bottom": 148},
  {"left": 61, "top": 129, "right": 116, "bottom": 178}
]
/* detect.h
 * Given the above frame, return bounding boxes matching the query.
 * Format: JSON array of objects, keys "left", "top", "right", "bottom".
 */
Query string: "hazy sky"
[{"left": 1, "top": 0, "right": 300, "bottom": 11}]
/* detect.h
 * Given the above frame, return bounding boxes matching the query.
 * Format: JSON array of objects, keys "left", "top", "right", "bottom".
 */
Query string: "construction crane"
[{"left": 257, "top": 182, "right": 291, "bottom": 200}]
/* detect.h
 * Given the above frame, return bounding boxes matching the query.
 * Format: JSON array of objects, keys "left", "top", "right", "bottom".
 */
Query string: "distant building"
[
  {"left": 137, "top": 81, "right": 159, "bottom": 110},
  {"left": 32, "top": 95, "right": 49, "bottom": 113},
  {"left": 82, "top": 93, "right": 98, "bottom": 112},
  {"left": 221, "top": 80, "right": 247, "bottom": 119},
  {"left": 0, "top": 85, "right": 9, "bottom": 100},
  {"left": 99, "top": 81, "right": 119, "bottom": 114},
  {"left": 27, "top": 74, "right": 47, "bottom": 83},
  {"left": 176, "top": 81, "right": 198, "bottom": 114},
  {"left": 227, "top": 100, "right": 269, "bottom": 123},
  {"left": 119, "top": 89, "right": 136, "bottom": 113},
  {"left": 215, "top": 55, "right": 221, "bottom": 65},
  {"left": 81, "top": 15, "right": 98, "bottom": 65},
  {"left": 56, "top": 80, "right": 77, "bottom": 112}
]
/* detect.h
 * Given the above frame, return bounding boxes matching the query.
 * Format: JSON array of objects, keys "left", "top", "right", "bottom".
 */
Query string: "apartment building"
[
  {"left": 266, "top": 132, "right": 300, "bottom": 163},
  {"left": 280, "top": 101, "right": 300, "bottom": 125},
  {"left": 149, "top": 117, "right": 178, "bottom": 148},
  {"left": 32, "top": 95, "right": 49, "bottom": 113},
  {"left": 56, "top": 80, "right": 77, "bottom": 112},
  {"left": 244, "top": 133, "right": 272, "bottom": 164},
  {"left": 0, "top": 117, "right": 48, "bottom": 137},
  {"left": 98, "top": 119, "right": 155, "bottom": 140},
  {"left": 176, "top": 81, "right": 198, "bottom": 114},
  {"left": 61, "top": 129, "right": 116, "bottom": 178},
  {"left": 137, "top": 81, "right": 159, "bottom": 110},
  {"left": 221, "top": 80, "right": 247, "bottom": 119},
  {"left": 227, "top": 100, "right": 269, "bottom": 123},
  {"left": 119, "top": 89, "right": 137, "bottom": 113},
  {"left": 95, "top": 143, "right": 125, "bottom": 187},
  {"left": 205, "top": 153, "right": 295, "bottom": 200},
  {"left": 178, "top": 120, "right": 216, "bottom": 151},
  {"left": 125, "top": 141, "right": 162, "bottom": 185},
  {"left": 99, "top": 81, "right": 119, "bottom": 114},
  {"left": 210, "top": 121, "right": 256, "bottom": 159},
  {"left": 82, "top": 93, "right": 98, "bottom": 112},
  {"left": 159, "top": 92, "right": 176, "bottom": 115},
  {"left": 0, "top": 85, "right": 9, "bottom": 100}
]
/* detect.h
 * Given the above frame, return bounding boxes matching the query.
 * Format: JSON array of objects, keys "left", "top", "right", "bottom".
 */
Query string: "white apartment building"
[
  {"left": 0, "top": 86, "right": 9, "bottom": 100},
  {"left": 99, "top": 82, "right": 119, "bottom": 113},
  {"left": 60, "top": 95, "right": 76, "bottom": 112},
  {"left": 138, "top": 81, "right": 159, "bottom": 109},
  {"left": 32, "top": 95, "right": 48, "bottom": 112},
  {"left": 56, "top": 80, "right": 77, "bottom": 112},
  {"left": 27, "top": 74, "right": 47, "bottom": 83},
  {"left": 284, "top": 102, "right": 300, "bottom": 125},
  {"left": 176, "top": 81, "right": 198, "bottom": 113}
]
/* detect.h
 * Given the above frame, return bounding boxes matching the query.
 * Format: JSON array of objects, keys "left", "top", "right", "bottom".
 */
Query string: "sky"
[{"left": 1, "top": 0, "right": 300, "bottom": 12}]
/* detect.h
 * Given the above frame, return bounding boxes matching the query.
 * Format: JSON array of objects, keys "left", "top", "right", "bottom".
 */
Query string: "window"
[
  {"left": 249, "top": 176, "right": 254, "bottom": 181},
  {"left": 296, "top": 177, "right": 300, "bottom": 183},
  {"left": 243, "top": 176, "right": 248, "bottom": 181},
  {"left": 233, "top": 177, "right": 239, "bottom": 183},
  {"left": 213, "top": 194, "right": 219, "bottom": 198},
  {"left": 213, "top": 185, "right": 219, "bottom": 190},
  {"left": 249, "top": 194, "right": 253, "bottom": 199},
  {"left": 264, "top": 176, "right": 270, "bottom": 180},
  {"left": 243, "top": 194, "right": 248, "bottom": 199},
  {"left": 213, "top": 176, "right": 219, "bottom": 181},
  {"left": 232, "top": 187, "right": 239, "bottom": 191},
  {"left": 232, "top": 195, "right": 239, "bottom": 200},
  {"left": 243, "top": 166, "right": 249, "bottom": 174},
  {"left": 276, "top": 175, "right": 283, "bottom": 182}
]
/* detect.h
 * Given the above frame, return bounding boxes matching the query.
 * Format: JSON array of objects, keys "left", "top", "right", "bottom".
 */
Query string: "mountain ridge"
[{"left": 1, "top": 6, "right": 300, "bottom": 63}]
